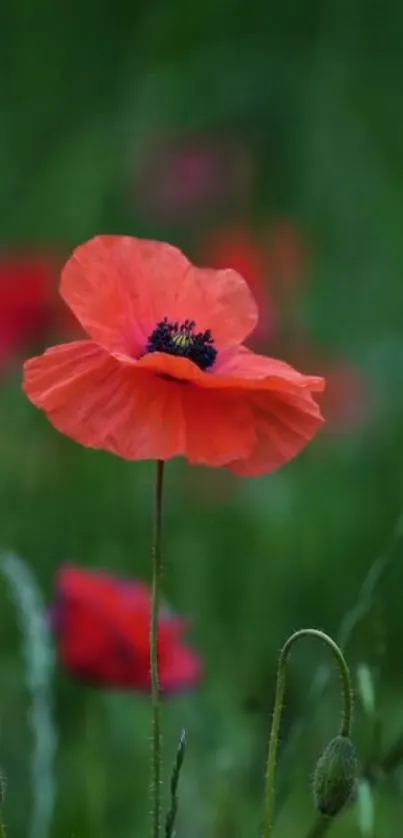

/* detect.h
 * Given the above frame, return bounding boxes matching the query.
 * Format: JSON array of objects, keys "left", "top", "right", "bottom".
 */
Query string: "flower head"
[
  {"left": 23, "top": 235, "right": 325, "bottom": 476},
  {"left": 50, "top": 565, "right": 201, "bottom": 693}
]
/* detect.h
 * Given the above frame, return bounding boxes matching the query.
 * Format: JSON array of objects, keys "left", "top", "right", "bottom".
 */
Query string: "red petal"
[
  {"left": 137, "top": 346, "right": 325, "bottom": 393},
  {"left": 180, "top": 383, "right": 255, "bottom": 465},
  {"left": 160, "top": 643, "right": 203, "bottom": 693},
  {"left": 228, "top": 388, "right": 324, "bottom": 477},
  {"left": 215, "top": 345, "right": 325, "bottom": 391},
  {"left": 23, "top": 339, "right": 323, "bottom": 470},
  {"left": 57, "top": 566, "right": 151, "bottom": 630},
  {"left": 57, "top": 591, "right": 131, "bottom": 687},
  {"left": 23, "top": 340, "right": 185, "bottom": 460},
  {"left": 55, "top": 566, "right": 151, "bottom": 689},
  {"left": 61, "top": 235, "right": 258, "bottom": 356},
  {"left": 23, "top": 341, "right": 256, "bottom": 465}
]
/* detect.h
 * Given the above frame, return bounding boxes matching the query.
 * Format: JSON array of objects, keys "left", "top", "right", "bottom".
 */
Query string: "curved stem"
[
  {"left": 150, "top": 460, "right": 165, "bottom": 838},
  {"left": 262, "top": 629, "right": 353, "bottom": 838}
]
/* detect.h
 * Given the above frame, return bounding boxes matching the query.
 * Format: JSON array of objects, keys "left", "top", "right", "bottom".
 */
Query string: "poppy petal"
[
  {"left": 228, "top": 389, "right": 324, "bottom": 477},
  {"left": 180, "top": 383, "right": 255, "bottom": 465},
  {"left": 61, "top": 235, "right": 258, "bottom": 356},
  {"left": 23, "top": 340, "right": 186, "bottom": 459},
  {"left": 23, "top": 341, "right": 255, "bottom": 465},
  {"left": 160, "top": 642, "right": 203, "bottom": 693},
  {"left": 58, "top": 598, "right": 115, "bottom": 684},
  {"left": 55, "top": 566, "right": 151, "bottom": 689},
  {"left": 58, "top": 566, "right": 151, "bottom": 627},
  {"left": 214, "top": 345, "right": 325, "bottom": 391},
  {"left": 60, "top": 236, "right": 189, "bottom": 357},
  {"left": 137, "top": 347, "right": 325, "bottom": 393},
  {"left": 185, "top": 265, "right": 258, "bottom": 349}
]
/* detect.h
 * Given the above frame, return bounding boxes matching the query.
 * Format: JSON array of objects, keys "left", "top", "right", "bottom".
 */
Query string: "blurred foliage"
[{"left": 2, "top": 1, "right": 403, "bottom": 836}]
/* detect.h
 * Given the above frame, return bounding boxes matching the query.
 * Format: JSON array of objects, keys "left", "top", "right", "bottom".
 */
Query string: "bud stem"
[
  {"left": 261, "top": 629, "right": 353, "bottom": 838},
  {"left": 150, "top": 460, "right": 165, "bottom": 838}
]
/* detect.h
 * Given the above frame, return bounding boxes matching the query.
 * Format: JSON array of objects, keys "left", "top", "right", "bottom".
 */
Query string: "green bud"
[{"left": 313, "top": 735, "right": 358, "bottom": 818}]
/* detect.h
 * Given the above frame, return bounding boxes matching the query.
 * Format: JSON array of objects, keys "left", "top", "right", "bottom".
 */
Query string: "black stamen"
[{"left": 146, "top": 317, "right": 217, "bottom": 371}]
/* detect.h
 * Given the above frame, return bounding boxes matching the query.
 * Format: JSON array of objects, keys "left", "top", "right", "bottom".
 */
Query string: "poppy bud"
[{"left": 313, "top": 735, "right": 358, "bottom": 818}]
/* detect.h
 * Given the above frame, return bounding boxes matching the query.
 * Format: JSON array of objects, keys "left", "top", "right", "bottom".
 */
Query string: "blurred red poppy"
[
  {"left": 23, "top": 236, "right": 325, "bottom": 475},
  {"left": 202, "top": 226, "right": 276, "bottom": 345},
  {"left": 267, "top": 222, "right": 307, "bottom": 293},
  {"left": 319, "top": 360, "right": 370, "bottom": 432},
  {"left": 50, "top": 565, "right": 202, "bottom": 693},
  {"left": 0, "top": 252, "right": 57, "bottom": 374},
  {"left": 291, "top": 340, "right": 369, "bottom": 432}
]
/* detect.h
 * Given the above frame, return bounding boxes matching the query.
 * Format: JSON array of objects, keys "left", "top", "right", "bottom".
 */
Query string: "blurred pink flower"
[{"left": 133, "top": 134, "right": 253, "bottom": 220}]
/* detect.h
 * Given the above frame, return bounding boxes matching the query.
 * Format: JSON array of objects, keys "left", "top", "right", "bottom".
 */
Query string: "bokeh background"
[{"left": 1, "top": 1, "right": 403, "bottom": 836}]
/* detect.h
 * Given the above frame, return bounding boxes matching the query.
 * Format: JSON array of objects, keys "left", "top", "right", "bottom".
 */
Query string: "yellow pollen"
[{"left": 172, "top": 332, "right": 193, "bottom": 348}]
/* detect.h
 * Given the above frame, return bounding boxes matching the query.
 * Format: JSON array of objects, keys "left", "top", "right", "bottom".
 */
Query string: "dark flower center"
[{"left": 146, "top": 318, "right": 217, "bottom": 371}]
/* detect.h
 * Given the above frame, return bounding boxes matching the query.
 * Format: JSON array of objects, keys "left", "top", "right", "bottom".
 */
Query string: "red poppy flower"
[
  {"left": 23, "top": 235, "right": 325, "bottom": 476},
  {"left": 50, "top": 565, "right": 202, "bottom": 693},
  {"left": 0, "top": 252, "right": 57, "bottom": 374}
]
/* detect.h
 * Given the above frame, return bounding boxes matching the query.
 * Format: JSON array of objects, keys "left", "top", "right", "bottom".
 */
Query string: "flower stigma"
[{"left": 146, "top": 318, "right": 217, "bottom": 370}]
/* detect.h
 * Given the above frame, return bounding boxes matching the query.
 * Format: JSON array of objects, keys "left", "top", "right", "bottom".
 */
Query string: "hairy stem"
[{"left": 150, "top": 460, "right": 165, "bottom": 838}]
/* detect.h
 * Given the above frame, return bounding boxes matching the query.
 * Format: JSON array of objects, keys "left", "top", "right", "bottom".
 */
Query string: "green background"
[{"left": 1, "top": 1, "right": 403, "bottom": 835}]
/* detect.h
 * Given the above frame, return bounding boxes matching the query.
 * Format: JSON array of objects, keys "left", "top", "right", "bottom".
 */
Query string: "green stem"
[
  {"left": 150, "top": 460, "right": 165, "bottom": 838},
  {"left": 262, "top": 629, "right": 353, "bottom": 838}
]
